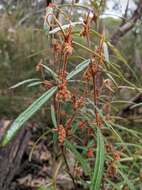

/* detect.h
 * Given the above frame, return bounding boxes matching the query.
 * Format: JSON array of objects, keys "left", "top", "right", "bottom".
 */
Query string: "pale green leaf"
[
  {"left": 118, "top": 169, "right": 135, "bottom": 190},
  {"left": 51, "top": 105, "right": 57, "bottom": 128},
  {"left": 10, "top": 78, "right": 40, "bottom": 89},
  {"left": 130, "top": 102, "right": 142, "bottom": 109},
  {"left": 49, "top": 22, "right": 83, "bottom": 34},
  {"left": 40, "top": 64, "right": 58, "bottom": 81},
  {"left": 67, "top": 59, "right": 90, "bottom": 80},
  {"left": 90, "top": 128, "right": 105, "bottom": 190},
  {"left": 27, "top": 81, "right": 42, "bottom": 87},
  {"left": 1, "top": 86, "right": 57, "bottom": 146}
]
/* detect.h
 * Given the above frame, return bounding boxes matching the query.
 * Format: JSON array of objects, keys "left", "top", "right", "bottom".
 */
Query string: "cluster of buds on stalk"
[
  {"left": 73, "top": 165, "right": 83, "bottom": 178},
  {"left": 53, "top": 125, "right": 66, "bottom": 144},
  {"left": 63, "top": 26, "right": 73, "bottom": 56},
  {"left": 105, "top": 143, "right": 122, "bottom": 177},
  {"left": 83, "top": 61, "right": 98, "bottom": 81},
  {"left": 87, "top": 147, "right": 94, "bottom": 158},
  {"left": 106, "top": 143, "right": 122, "bottom": 161},
  {"left": 77, "top": 120, "right": 87, "bottom": 130},
  {"left": 58, "top": 125, "right": 66, "bottom": 144},
  {"left": 56, "top": 79, "right": 71, "bottom": 102},
  {"left": 72, "top": 95, "right": 84, "bottom": 111},
  {"left": 106, "top": 160, "right": 117, "bottom": 178},
  {"left": 52, "top": 39, "right": 62, "bottom": 54},
  {"left": 80, "top": 13, "right": 90, "bottom": 37}
]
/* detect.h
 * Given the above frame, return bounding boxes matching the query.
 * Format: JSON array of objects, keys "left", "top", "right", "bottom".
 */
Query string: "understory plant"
[{"left": 1, "top": 2, "right": 142, "bottom": 190}]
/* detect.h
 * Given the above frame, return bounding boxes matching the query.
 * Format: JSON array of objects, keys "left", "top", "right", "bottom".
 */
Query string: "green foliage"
[
  {"left": 65, "top": 139, "right": 90, "bottom": 176},
  {"left": 0, "top": 3, "right": 142, "bottom": 190},
  {"left": 90, "top": 128, "right": 105, "bottom": 190},
  {"left": 0, "top": 13, "right": 50, "bottom": 118},
  {"left": 1, "top": 86, "right": 57, "bottom": 146}
]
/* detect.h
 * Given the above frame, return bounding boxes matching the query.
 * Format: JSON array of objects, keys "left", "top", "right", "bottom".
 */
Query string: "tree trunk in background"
[
  {"left": 0, "top": 128, "right": 31, "bottom": 190},
  {"left": 110, "top": 0, "right": 142, "bottom": 115},
  {"left": 110, "top": 0, "right": 142, "bottom": 46}
]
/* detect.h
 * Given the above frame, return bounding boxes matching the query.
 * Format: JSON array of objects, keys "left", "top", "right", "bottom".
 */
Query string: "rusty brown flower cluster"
[
  {"left": 72, "top": 95, "right": 84, "bottom": 111},
  {"left": 56, "top": 79, "right": 71, "bottom": 102}
]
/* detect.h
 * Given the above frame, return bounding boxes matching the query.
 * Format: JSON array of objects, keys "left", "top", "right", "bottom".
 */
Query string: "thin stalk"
[
  {"left": 120, "top": 156, "right": 142, "bottom": 162},
  {"left": 61, "top": 146, "right": 77, "bottom": 188},
  {"left": 72, "top": 41, "right": 102, "bottom": 58}
]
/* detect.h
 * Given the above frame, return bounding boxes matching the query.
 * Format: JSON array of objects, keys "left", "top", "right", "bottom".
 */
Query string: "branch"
[
  {"left": 110, "top": 0, "right": 142, "bottom": 46},
  {"left": 119, "top": 93, "right": 142, "bottom": 117},
  {"left": 121, "top": 0, "right": 130, "bottom": 25},
  {"left": 46, "top": 0, "right": 52, "bottom": 6}
]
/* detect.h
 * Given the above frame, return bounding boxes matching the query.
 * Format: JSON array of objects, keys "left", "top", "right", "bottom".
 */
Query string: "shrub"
[{"left": 1, "top": 3, "right": 142, "bottom": 190}]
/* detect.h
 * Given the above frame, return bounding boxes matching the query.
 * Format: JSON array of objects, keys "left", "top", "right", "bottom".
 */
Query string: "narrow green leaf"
[
  {"left": 107, "top": 42, "right": 139, "bottom": 84},
  {"left": 87, "top": 100, "right": 122, "bottom": 141},
  {"left": 1, "top": 86, "right": 57, "bottom": 146},
  {"left": 111, "top": 100, "right": 133, "bottom": 104},
  {"left": 10, "top": 78, "right": 40, "bottom": 89},
  {"left": 51, "top": 105, "right": 57, "bottom": 128},
  {"left": 50, "top": 105, "right": 58, "bottom": 142},
  {"left": 49, "top": 22, "right": 83, "bottom": 34},
  {"left": 118, "top": 169, "right": 135, "bottom": 190},
  {"left": 67, "top": 59, "right": 90, "bottom": 80},
  {"left": 130, "top": 102, "right": 142, "bottom": 109},
  {"left": 29, "top": 129, "right": 52, "bottom": 162},
  {"left": 107, "top": 42, "right": 127, "bottom": 64},
  {"left": 65, "top": 140, "right": 90, "bottom": 175},
  {"left": 27, "top": 81, "right": 42, "bottom": 87},
  {"left": 90, "top": 128, "right": 105, "bottom": 190},
  {"left": 111, "top": 123, "right": 141, "bottom": 138},
  {"left": 106, "top": 73, "right": 118, "bottom": 87},
  {"left": 90, "top": 29, "right": 103, "bottom": 38},
  {"left": 40, "top": 64, "right": 58, "bottom": 81}
]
